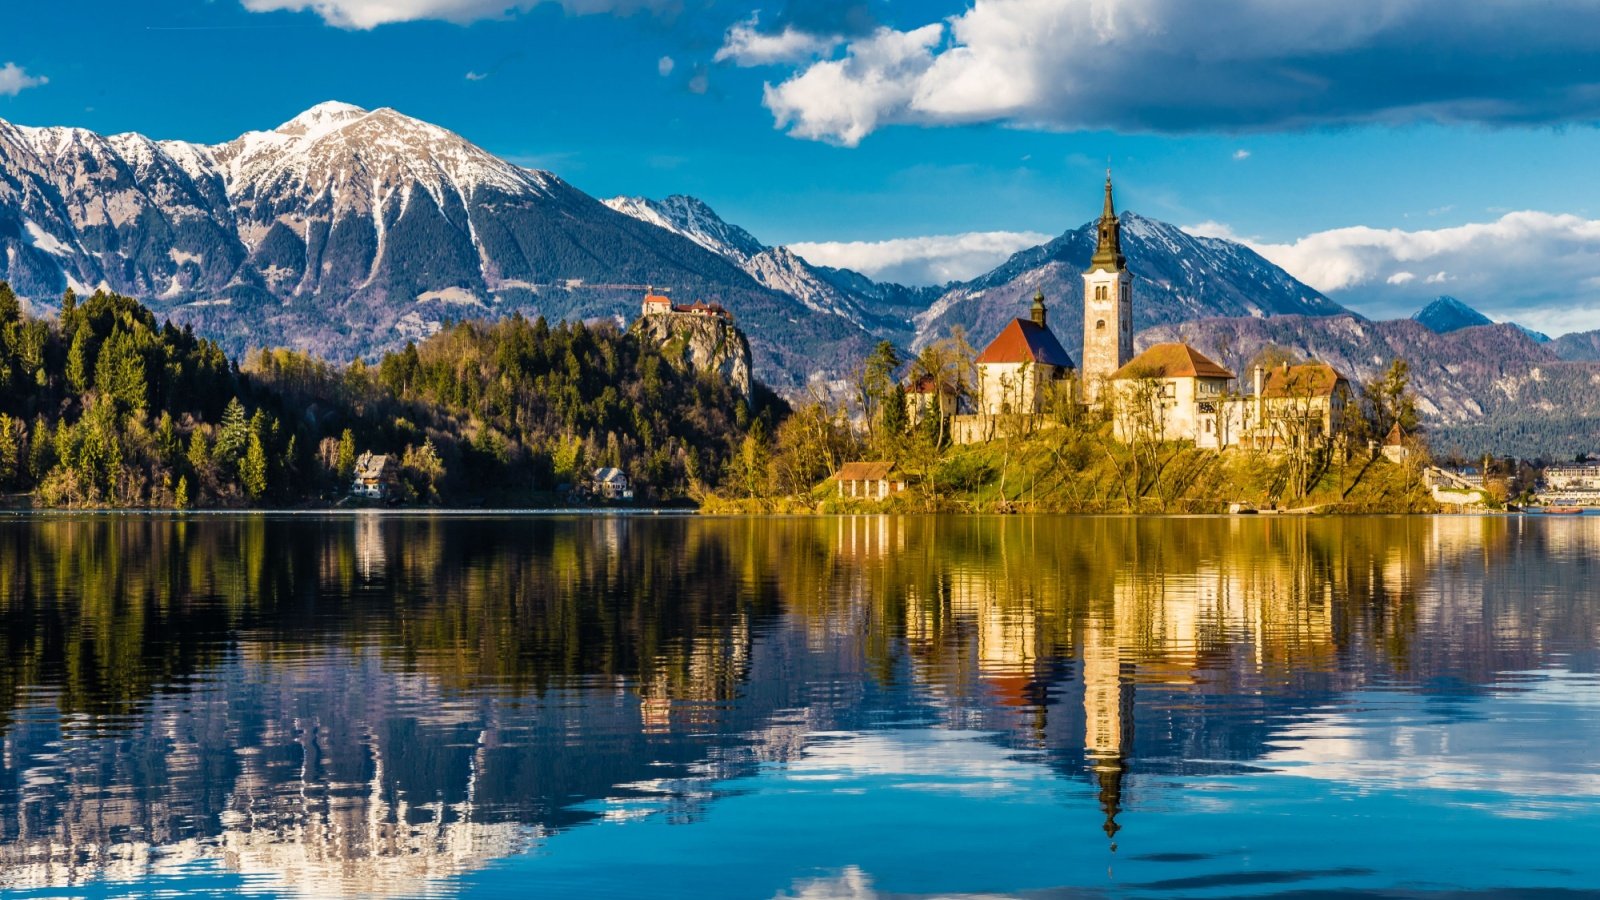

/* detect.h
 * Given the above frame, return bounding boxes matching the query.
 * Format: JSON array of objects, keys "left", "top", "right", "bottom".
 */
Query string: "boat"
[{"left": 1540, "top": 506, "right": 1586, "bottom": 515}]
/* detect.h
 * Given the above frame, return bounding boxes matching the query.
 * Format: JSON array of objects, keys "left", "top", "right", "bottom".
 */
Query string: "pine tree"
[
  {"left": 175, "top": 475, "right": 190, "bottom": 509},
  {"left": 0, "top": 282, "right": 19, "bottom": 326},
  {"left": 336, "top": 428, "right": 357, "bottom": 482},
  {"left": 214, "top": 398, "right": 248, "bottom": 462},
  {"left": 155, "top": 412, "right": 179, "bottom": 464},
  {"left": 187, "top": 429, "right": 210, "bottom": 474},
  {"left": 94, "top": 329, "right": 148, "bottom": 413},
  {"left": 66, "top": 327, "right": 91, "bottom": 394},
  {"left": 242, "top": 431, "right": 269, "bottom": 500},
  {"left": 0, "top": 414, "right": 16, "bottom": 488},
  {"left": 28, "top": 416, "right": 54, "bottom": 483}
]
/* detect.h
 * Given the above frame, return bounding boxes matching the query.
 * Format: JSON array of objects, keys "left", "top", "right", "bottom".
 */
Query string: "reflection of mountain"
[{"left": 0, "top": 514, "right": 1595, "bottom": 893}]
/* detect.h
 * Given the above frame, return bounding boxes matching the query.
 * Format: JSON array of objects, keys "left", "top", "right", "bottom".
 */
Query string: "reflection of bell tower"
[
  {"left": 1082, "top": 615, "right": 1133, "bottom": 845},
  {"left": 1081, "top": 172, "right": 1133, "bottom": 403}
]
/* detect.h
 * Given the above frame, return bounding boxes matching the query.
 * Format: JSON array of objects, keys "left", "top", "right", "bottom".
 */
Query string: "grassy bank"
[{"left": 703, "top": 424, "right": 1437, "bottom": 515}]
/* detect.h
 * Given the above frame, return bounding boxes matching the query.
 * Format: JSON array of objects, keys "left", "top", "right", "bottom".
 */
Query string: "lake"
[{"left": 0, "top": 513, "right": 1597, "bottom": 898}]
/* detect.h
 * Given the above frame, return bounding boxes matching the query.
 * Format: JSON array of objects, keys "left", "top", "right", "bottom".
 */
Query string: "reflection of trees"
[{"left": 0, "top": 513, "right": 1594, "bottom": 893}]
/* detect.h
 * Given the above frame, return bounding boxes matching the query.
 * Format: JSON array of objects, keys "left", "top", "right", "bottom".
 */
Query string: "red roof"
[
  {"left": 975, "top": 319, "right": 1075, "bottom": 368},
  {"left": 644, "top": 293, "right": 672, "bottom": 305},
  {"left": 1112, "top": 343, "right": 1234, "bottom": 380}
]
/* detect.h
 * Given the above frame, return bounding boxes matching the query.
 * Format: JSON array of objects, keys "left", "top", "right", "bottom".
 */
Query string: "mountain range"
[{"left": 3, "top": 102, "right": 1600, "bottom": 456}]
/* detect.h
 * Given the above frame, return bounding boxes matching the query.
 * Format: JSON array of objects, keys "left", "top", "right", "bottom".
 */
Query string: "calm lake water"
[{"left": 1, "top": 514, "right": 1598, "bottom": 899}]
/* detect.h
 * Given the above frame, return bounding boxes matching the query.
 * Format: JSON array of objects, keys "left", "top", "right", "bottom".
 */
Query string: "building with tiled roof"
[
  {"left": 973, "top": 290, "right": 1075, "bottom": 418},
  {"left": 834, "top": 461, "right": 908, "bottom": 500},
  {"left": 1110, "top": 343, "right": 1237, "bottom": 447},
  {"left": 1245, "top": 361, "right": 1354, "bottom": 451}
]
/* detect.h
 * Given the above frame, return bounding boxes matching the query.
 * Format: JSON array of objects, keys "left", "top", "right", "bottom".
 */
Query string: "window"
[
  {"left": 1096, "top": 319, "right": 1106, "bottom": 331},
  {"left": 1161, "top": 383, "right": 1176, "bottom": 398}
]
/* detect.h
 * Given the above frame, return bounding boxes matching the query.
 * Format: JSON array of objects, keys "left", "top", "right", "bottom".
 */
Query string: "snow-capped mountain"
[
  {"left": 0, "top": 103, "right": 879, "bottom": 385},
  {"left": 914, "top": 212, "right": 1348, "bottom": 354}
]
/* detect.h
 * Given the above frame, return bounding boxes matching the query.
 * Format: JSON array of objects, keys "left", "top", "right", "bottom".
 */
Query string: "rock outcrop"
[{"left": 632, "top": 312, "right": 753, "bottom": 400}]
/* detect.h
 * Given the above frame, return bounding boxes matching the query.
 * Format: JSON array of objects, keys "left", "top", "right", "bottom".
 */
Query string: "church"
[{"left": 955, "top": 174, "right": 1351, "bottom": 450}]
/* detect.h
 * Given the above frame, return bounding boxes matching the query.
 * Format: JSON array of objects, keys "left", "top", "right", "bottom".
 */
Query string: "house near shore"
[
  {"left": 351, "top": 452, "right": 398, "bottom": 500},
  {"left": 834, "top": 462, "right": 909, "bottom": 500},
  {"left": 590, "top": 467, "right": 634, "bottom": 500}
]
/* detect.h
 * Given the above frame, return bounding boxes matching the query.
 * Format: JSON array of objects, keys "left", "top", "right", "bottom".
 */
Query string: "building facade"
[{"left": 1109, "top": 343, "right": 1237, "bottom": 447}]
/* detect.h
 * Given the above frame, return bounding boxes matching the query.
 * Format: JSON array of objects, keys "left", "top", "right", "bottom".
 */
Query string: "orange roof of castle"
[
  {"left": 1112, "top": 343, "right": 1234, "bottom": 380},
  {"left": 975, "top": 319, "right": 1075, "bottom": 368}
]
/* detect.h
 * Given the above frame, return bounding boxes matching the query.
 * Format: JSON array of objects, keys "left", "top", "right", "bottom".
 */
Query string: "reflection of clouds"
[
  {"left": 789, "top": 730, "right": 1051, "bottom": 795},
  {"left": 1263, "top": 672, "right": 1600, "bottom": 815}
]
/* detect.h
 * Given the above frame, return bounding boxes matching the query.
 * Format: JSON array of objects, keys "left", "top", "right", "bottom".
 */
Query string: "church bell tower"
[{"left": 1081, "top": 173, "right": 1133, "bottom": 402}]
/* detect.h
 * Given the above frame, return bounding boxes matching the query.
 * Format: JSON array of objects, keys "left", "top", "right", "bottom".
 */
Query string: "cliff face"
[{"left": 632, "top": 312, "right": 753, "bottom": 400}]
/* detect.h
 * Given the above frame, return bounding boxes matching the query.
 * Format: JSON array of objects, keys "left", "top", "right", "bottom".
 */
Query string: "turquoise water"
[{"left": 0, "top": 515, "right": 1596, "bottom": 898}]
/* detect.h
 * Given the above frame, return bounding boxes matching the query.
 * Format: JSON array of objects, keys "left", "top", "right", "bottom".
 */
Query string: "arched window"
[{"left": 1096, "top": 319, "right": 1106, "bottom": 331}]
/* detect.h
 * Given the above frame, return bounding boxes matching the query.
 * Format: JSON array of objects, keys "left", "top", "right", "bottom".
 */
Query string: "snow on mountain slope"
[
  {"left": 604, "top": 195, "right": 765, "bottom": 265},
  {"left": 0, "top": 104, "right": 885, "bottom": 388}
]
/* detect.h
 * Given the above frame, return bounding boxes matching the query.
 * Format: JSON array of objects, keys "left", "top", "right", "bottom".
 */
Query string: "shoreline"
[{"left": 0, "top": 507, "right": 1586, "bottom": 519}]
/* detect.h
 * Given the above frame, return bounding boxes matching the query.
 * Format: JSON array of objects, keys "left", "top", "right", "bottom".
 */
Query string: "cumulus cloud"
[
  {"left": 759, "top": 0, "right": 1600, "bottom": 145},
  {"left": 1232, "top": 149, "right": 1251, "bottom": 161},
  {"left": 790, "top": 230, "right": 1051, "bottom": 286},
  {"left": 1188, "top": 212, "right": 1600, "bottom": 335},
  {"left": 657, "top": 55, "right": 674, "bottom": 76},
  {"left": 0, "top": 62, "right": 47, "bottom": 97},
  {"left": 715, "top": 13, "right": 842, "bottom": 66},
  {"left": 239, "top": 0, "right": 665, "bottom": 29}
]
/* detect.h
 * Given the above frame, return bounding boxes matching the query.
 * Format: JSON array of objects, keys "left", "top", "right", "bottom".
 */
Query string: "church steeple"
[
  {"left": 1090, "top": 172, "right": 1126, "bottom": 273},
  {"left": 1030, "top": 289, "right": 1048, "bottom": 328}
]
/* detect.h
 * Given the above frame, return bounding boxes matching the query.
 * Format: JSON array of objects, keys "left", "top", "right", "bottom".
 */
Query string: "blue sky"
[{"left": 6, "top": 0, "right": 1600, "bottom": 332}]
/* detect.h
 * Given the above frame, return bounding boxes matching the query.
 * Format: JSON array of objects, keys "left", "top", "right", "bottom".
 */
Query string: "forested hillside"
[{"left": 0, "top": 282, "right": 775, "bottom": 508}]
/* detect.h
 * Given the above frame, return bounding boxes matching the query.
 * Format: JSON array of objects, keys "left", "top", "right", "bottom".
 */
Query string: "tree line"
[{"left": 0, "top": 282, "right": 779, "bottom": 508}]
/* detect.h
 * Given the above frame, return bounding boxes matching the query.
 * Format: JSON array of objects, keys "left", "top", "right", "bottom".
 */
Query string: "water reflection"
[{"left": 0, "top": 514, "right": 1596, "bottom": 897}]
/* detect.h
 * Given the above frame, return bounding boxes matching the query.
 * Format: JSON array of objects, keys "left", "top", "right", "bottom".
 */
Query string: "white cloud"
[
  {"left": 757, "top": 0, "right": 1600, "bottom": 145},
  {"left": 657, "top": 55, "right": 674, "bottom": 77},
  {"left": 715, "top": 14, "right": 842, "bottom": 66},
  {"left": 790, "top": 230, "right": 1051, "bottom": 286},
  {"left": 1186, "top": 211, "right": 1600, "bottom": 334},
  {"left": 239, "top": 0, "right": 664, "bottom": 29},
  {"left": 465, "top": 70, "right": 489, "bottom": 81},
  {"left": 0, "top": 62, "right": 47, "bottom": 97},
  {"left": 1232, "top": 149, "right": 1251, "bottom": 161},
  {"left": 763, "top": 24, "right": 945, "bottom": 146}
]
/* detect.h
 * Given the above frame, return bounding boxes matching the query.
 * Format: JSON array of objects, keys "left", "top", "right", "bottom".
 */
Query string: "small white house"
[{"left": 591, "top": 467, "right": 634, "bottom": 500}]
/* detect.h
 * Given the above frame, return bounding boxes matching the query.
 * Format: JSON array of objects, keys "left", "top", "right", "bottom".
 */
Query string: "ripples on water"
[{"left": 0, "top": 514, "right": 1598, "bottom": 898}]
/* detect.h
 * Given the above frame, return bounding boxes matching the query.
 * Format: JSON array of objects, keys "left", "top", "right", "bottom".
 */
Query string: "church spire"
[
  {"left": 1030, "top": 289, "right": 1048, "bottom": 328},
  {"left": 1090, "top": 171, "right": 1126, "bottom": 273}
]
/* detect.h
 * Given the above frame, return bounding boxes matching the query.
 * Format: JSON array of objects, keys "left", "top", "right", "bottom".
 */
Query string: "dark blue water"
[{"left": 0, "top": 514, "right": 1596, "bottom": 898}]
